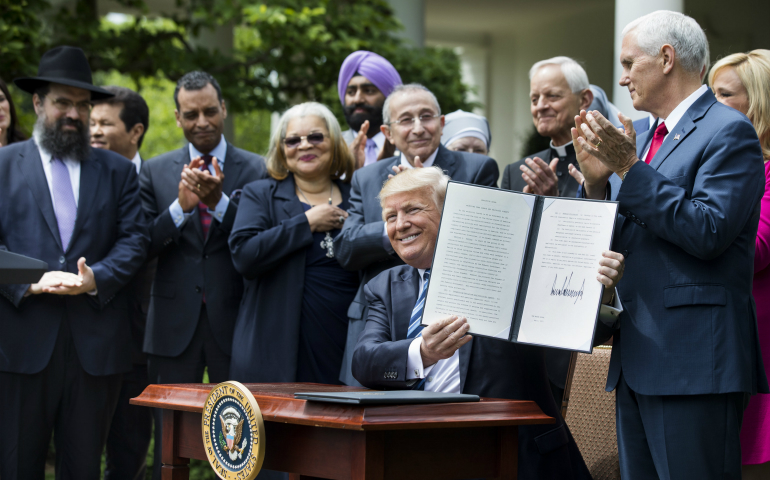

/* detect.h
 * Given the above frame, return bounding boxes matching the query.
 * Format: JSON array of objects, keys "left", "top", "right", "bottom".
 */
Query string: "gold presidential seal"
[{"left": 202, "top": 381, "right": 265, "bottom": 480}]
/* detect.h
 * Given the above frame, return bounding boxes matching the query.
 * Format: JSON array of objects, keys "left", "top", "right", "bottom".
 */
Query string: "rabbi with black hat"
[{"left": 0, "top": 46, "right": 149, "bottom": 479}]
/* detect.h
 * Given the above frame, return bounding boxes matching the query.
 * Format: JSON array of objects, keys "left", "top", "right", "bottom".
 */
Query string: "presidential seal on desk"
[{"left": 202, "top": 381, "right": 265, "bottom": 479}]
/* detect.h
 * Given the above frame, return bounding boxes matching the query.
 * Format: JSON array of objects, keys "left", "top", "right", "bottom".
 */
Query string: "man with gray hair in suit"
[
  {"left": 334, "top": 83, "right": 499, "bottom": 386},
  {"left": 576, "top": 11, "right": 766, "bottom": 479}
]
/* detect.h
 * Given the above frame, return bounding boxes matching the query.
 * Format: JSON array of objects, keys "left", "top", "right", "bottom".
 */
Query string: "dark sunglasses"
[{"left": 283, "top": 133, "right": 326, "bottom": 148}]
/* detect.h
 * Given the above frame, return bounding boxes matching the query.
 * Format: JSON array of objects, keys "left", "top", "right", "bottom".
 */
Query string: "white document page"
[
  {"left": 422, "top": 183, "right": 535, "bottom": 339},
  {"left": 516, "top": 198, "right": 618, "bottom": 351}
]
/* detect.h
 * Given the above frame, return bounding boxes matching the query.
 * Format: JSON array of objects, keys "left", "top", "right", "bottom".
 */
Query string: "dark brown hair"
[{"left": 0, "top": 77, "right": 27, "bottom": 145}]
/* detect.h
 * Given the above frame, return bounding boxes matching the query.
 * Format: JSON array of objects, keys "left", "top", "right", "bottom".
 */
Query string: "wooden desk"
[{"left": 131, "top": 383, "right": 553, "bottom": 480}]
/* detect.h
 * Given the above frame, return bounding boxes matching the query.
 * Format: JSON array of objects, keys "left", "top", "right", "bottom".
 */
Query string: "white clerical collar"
[
  {"left": 189, "top": 134, "right": 228, "bottom": 165},
  {"left": 549, "top": 140, "right": 573, "bottom": 157},
  {"left": 662, "top": 85, "right": 708, "bottom": 135},
  {"left": 399, "top": 147, "right": 438, "bottom": 169},
  {"left": 131, "top": 151, "right": 142, "bottom": 174}
]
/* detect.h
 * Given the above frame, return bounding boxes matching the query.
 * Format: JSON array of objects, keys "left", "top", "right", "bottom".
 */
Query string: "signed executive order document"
[{"left": 421, "top": 181, "right": 618, "bottom": 353}]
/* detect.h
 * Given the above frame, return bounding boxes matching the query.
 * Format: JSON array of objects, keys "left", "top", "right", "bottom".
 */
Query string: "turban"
[
  {"left": 338, "top": 51, "right": 402, "bottom": 105},
  {"left": 441, "top": 110, "right": 492, "bottom": 149}
]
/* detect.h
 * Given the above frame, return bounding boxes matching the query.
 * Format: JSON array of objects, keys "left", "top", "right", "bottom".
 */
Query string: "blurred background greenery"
[{"left": 4, "top": 0, "right": 476, "bottom": 159}]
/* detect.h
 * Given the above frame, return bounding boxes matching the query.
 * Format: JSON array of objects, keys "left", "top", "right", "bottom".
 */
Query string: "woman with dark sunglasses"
[{"left": 228, "top": 102, "right": 358, "bottom": 386}]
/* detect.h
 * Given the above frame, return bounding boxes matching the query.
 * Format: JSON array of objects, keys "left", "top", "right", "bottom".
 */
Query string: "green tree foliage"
[{"left": 3, "top": 0, "right": 474, "bottom": 117}]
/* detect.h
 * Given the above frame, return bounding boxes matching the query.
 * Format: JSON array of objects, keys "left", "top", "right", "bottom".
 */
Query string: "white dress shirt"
[
  {"left": 168, "top": 134, "right": 231, "bottom": 228},
  {"left": 641, "top": 85, "right": 708, "bottom": 162},
  {"left": 130, "top": 151, "right": 142, "bottom": 174},
  {"left": 381, "top": 148, "right": 440, "bottom": 252},
  {"left": 406, "top": 268, "right": 462, "bottom": 393}
]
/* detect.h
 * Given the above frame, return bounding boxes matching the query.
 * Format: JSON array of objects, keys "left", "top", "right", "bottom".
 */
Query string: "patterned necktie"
[
  {"left": 365, "top": 138, "right": 379, "bottom": 166},
  {"left": 645, "top": 121, "right": 668, "bottom": 164},
  {"left": 50, "top": 158, "right": 77, "bottom": 252},
  {"left": 198, "top": 154, "right": 213, "bottom": 239},
  {"left": 408, "top": 270, "right": 430, "bottom": 390}
]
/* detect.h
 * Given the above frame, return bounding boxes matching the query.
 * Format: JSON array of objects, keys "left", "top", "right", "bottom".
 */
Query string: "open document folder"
[{"left": 421, "top": 181, "right": 619, "bottom": 353}]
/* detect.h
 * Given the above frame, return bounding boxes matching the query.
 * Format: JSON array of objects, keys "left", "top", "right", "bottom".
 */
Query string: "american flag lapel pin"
[{"left": 673, "top": 134, "right": 680, "bottom": 140}]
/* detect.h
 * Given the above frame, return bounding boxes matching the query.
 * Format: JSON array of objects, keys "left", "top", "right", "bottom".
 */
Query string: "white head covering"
[{"left": 440, "top": 110, "right": 491, "bottom": 149}]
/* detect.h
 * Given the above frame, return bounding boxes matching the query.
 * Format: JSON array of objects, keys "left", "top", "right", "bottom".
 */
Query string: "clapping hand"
[
  {"left": 574, "top": 110, "right": 639, "bottom": 178},
  {"left": 420, "top": 315, "right": 472, "bottom": 367},
  {"left": 349, "top": 120, "right": 369, "bottom": 170},
  {"left": 521, "top": 157, "right": 560, "bottom": 196},
  {"left": 181, "top": 156, "right": 225, "bottom": 210}
]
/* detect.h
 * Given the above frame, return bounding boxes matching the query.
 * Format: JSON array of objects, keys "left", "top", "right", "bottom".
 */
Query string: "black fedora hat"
[{"left": 14, "top": 46, "right": 114, "bottom": 100}]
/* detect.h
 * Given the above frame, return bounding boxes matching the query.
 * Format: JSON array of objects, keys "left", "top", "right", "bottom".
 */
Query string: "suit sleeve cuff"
[
  {"left": 406, "top": 337, "right": 435, "bottom": 379},
  {"left": 207, "top": 193, "right": 229, "bottom": 223},
  {"left": 598, "top": 288, "right": 623, "bottom": 326},
  {"left": 169, "top": 199, "right": 192, "bottom": 228}
]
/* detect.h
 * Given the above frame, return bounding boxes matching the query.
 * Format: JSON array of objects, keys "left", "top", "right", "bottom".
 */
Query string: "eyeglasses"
[
  {"left": 46, "top": 96, "right": 93, "bottom": 115},
  {"left": 387, "top": 114, "right": 440, "bottom": 129},
  {"left": 283, "top": 132, "right": 326, "bottom": 148}
]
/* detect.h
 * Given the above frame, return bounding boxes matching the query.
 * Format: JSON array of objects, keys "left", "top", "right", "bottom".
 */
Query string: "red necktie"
[
  {"left": 646, "top": 121, "right": 668, "bottom": 164},
  {"left": 198, "top": 154, "right": 213, "bottom": 239}
]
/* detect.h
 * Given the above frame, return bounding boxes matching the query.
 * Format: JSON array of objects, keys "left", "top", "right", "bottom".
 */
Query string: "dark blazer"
[
  {"left": 228, "top": 175, "right": 351, "bottom": 382},
  {"left": 334, "top": 144, "right": 500, "bottom": 385},
  {"left": 139, "top": 143, "right": 266, "bottom": 357},
  {"left": 501, "top": 144, "right": 581, "bottom": 202},
  {"left": 352, "top": 265, "right": 591, "bottom": 480},
  {"left": 595, "top": 89, "right": 768, "bottom": 395},
  {"left": 0, "top": 139, "right": 149, "bottom": 376}
]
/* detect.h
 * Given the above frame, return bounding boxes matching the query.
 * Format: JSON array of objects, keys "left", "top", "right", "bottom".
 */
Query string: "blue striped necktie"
[{"left": 408, "top": 269, "right": 430, "bottom": 390}]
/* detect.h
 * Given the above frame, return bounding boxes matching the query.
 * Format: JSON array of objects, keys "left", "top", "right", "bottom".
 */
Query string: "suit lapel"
[
  {"left": 648, "top": 117, "right": 696, "bottom": 171},
  {"left": 434, "top": 145, "right": 457, "bottom": 179},
  {"left": 17, "top": 142, "right": 62, "bottom": 251},
  {"left": 275, "top": 174, "right": 304, "bottom": 220},
  {"left": 459, "top": 339, "right": 473, "bottom": 393},
  {"left": 647, "top": 89, "right": 716, "bottom": 171},
  {"left": 221, "top": 144, "right": 242, "bottom": 201},
  {"left": 69, "top": 154, "right": 100, "bottom": 252},
  {"left": 394, "top": 268, "right": 420, "bottom": 340}
]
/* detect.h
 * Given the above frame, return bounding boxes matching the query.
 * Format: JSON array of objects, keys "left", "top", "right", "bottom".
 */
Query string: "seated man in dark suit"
[
  {"left": 353, "top": 167, "right": 625, "bottom": 479},
  {"left": 335, "top": 83, "right": 500, "bottom": 386}
]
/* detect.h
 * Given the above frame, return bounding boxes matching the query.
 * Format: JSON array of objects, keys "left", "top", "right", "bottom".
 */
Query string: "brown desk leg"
[
  {"left": 350, "top": 430, "right": 384, "bottom": 480},
  {"left": 162, "top": 409, "right": 190, "bottom": 480},
  {"left": 492, "top": 426, "right": 518, "bottom": 480}
]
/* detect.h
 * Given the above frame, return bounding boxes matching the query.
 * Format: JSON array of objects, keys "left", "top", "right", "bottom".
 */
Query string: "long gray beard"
[{"left": 33, "top": 114, "right": 91, "bottom": 162}]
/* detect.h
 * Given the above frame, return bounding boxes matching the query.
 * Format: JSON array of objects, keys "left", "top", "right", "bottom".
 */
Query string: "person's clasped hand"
[
  {"left": 305, "top": 203, "right": 349, "bottom": 233},
  {"left": 181, "top": 156, "right": 225, "bottom": 210},
  {"left": 419, "top": 315, "right": 472, "bottom": 367}
]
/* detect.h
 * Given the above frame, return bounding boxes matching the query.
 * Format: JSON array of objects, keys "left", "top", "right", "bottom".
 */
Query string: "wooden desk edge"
[{"left": 130, "top": 383, "right": 555, "bottom": 431}]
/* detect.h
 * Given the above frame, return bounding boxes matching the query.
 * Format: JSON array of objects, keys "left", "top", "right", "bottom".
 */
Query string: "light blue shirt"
[{"left": 168, "top": 135, "right": 230, "bottom": 228}]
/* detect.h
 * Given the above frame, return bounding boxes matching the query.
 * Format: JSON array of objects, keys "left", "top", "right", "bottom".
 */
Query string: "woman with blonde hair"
[
  {"left": 228, "top": 102, "right": 358, "bottom": 385},
  {"left": 710, "top": 50, "right": 770, "bottom": 478}
]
